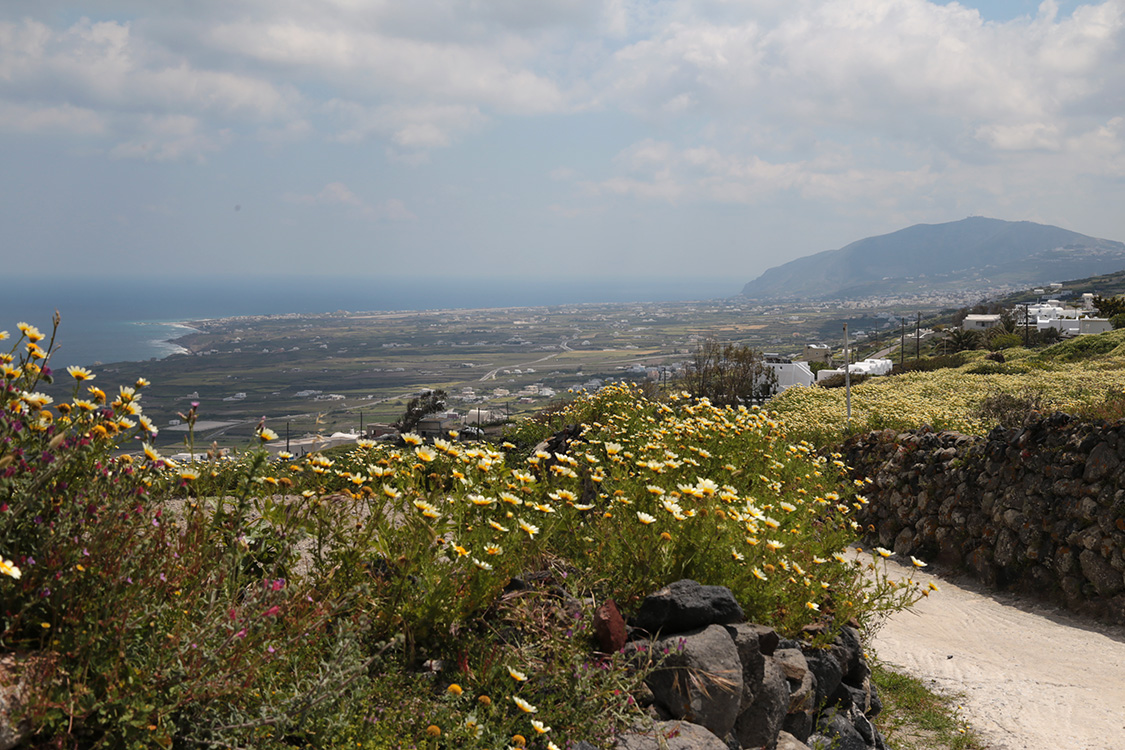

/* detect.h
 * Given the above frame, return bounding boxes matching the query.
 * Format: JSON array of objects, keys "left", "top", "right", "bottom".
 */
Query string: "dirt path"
[{"left": 871, "top": 558, "right": 1125, "bottom": 750}]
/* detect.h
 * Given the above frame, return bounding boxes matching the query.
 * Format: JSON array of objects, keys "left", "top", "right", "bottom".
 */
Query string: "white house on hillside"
[
  {"left": 764, "top": 357, "right": 815, "bottom": 391},
  {"left": 1024, "top": 299, "right": 1111, "bottom": 336},
  {"left": 962, "top": 314, "right": 1002, "bottom": 331},
  {"left": 815, "top": 358, "right": 894, "bottom": 382}
]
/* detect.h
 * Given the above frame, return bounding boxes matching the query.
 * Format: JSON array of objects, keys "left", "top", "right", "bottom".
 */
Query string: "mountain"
[{"left": 740, "top": 217, "right": 1125, "bottom": 301}]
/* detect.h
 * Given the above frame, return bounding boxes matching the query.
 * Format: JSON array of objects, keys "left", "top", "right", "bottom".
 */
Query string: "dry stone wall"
[
  {"left": 613, "top": 580, "right": 886, "bottom": 750},
  {"left": 841, "top": 414, "right": 1125, "bottom": 625}
]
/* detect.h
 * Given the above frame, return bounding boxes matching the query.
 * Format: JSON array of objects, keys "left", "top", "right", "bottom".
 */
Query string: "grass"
[
  {"left": 871, "top": 662, "right": 988, "bottom": 750},
  {"left": 769, "top": 331, "right": 1125, "bottom": 443}
]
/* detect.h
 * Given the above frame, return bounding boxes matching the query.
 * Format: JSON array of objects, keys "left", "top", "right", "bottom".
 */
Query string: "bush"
[
  {"left": 678, "top": 339, "right": 776, "bottom": 406},
  {"left": 889, "top": 354, "right": 967, "bottom": 375},
  {"left": 988, "top": 332, "right": 1024, "bottom": 350},
  {"left": 1038, "top": 331, "right": 1125, "bottom": 362},
  {"left": 1072, "top": 388, "right": 1125, "bottom": 423},
  {"left": 817, "top": 372, "right": 870, "bottom": 389},
  {"left": 974, "top": 389, "right": 1044, "bottom": 429},
  {"left": 2, "top": 319, "right": 926, "bottom": 747}
]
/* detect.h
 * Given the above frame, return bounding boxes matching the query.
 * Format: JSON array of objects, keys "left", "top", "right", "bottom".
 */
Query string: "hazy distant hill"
[{"left": 740, "top": 217, "right": 1125, "bottom": 301}]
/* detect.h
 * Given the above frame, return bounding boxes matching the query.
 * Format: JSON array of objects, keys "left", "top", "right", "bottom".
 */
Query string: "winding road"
[{"left": 872, "top": 558, "right": 1125, "bottom": 750}]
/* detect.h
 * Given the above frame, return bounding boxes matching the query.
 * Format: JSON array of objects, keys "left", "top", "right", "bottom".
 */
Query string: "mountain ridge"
[{"left": 740, "top": 217, "right": 1125, "bottom": 301}]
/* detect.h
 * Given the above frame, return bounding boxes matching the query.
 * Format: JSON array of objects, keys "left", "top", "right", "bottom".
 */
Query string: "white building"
[
  {"left": 962, "top": 314, "right": 1002, "bottom": 331},
  {"left": 764, "top": 359, "right": 815, "bottom": 391},
  {"left": 815, "top": 358, "right": 894, "bottom": 382},
  {"left": 464, "top": 408, "right": 506, "bottom": 424},
  {"left": 803, "top": 344, "right": 833, "bottom": 364},
  {"left": 1024, "top": 299, "right": 1112, "bottom": 336}
]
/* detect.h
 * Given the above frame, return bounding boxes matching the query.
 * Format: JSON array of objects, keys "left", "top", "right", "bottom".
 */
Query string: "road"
[
  {"left": 479, "top": 352, "right": 561, "bottom": 382},
  {"left": 872, "top": 557, "right": 1125, "bottom": 750}
]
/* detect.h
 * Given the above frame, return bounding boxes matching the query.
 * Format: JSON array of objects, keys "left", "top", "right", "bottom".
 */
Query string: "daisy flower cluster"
[
  {"left": 770, "top": 349, "right": 1125, "bottom": 443},
  {"left": 2, "top": 317, "right": 930, "bottom": 748}
]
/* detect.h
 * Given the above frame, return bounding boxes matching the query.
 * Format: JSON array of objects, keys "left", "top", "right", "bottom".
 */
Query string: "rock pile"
[
  {"left": 842, "top": 415, "right": 1125, "bottom": 624},
  {"left": 614, "top": 580, "right": 885, "bottom": 750}
]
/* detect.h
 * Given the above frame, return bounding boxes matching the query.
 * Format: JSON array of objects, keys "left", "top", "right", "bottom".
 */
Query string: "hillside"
[
  {"left": 769, "top": 328, "right": 1125, "bottom": 443},
  {"left": 741, "top": 217, "right": 1125, "bottom": 301}
]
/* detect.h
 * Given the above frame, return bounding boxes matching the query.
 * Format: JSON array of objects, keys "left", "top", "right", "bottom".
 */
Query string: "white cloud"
[
  {"left": 205, "top": 19, "right": 568, "bottom": 114},
  {"left": 590, "top": 137, "right": 939, "bottom": 208},
  {"left": 326, "top": 100, "right": 489, "bottom": 151},
  {"left": 0, "top": 99, "right": 105, "bottom": 134},
  {"left": 2, "top": 0, "right": 1125, "bottom": 277},
  {"left": 599, "top": 1, "right": 1123, "bottom": 146},
  {"left": 975, "top": 122, "right": 1063, "bottom": 151},
  {"left": 283, "top": 182, "right": 417, "bottom": 221},
  {"left": 0, "top": 17, "right": 297, "bottom": 160},
  {"left": 109, "top": 114, "right": 230, "bottom": 162}
]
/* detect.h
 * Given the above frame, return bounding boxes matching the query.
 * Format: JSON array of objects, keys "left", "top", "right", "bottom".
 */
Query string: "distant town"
[{"left": 53, "top": 272, "right": 1118, "bottom": 459}]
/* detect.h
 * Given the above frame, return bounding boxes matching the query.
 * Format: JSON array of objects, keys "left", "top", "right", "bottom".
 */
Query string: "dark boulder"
[{"left": 633, "top": 580, "right": 744, "bottom": 635}]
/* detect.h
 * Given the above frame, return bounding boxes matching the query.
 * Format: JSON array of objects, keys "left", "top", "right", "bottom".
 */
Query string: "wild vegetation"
[
  {"left": 677, "top": 340, "right": 777, "bottom": 406},
  {"left": 1, "top": 317, "right": 931, "bottom": 749},
  {"left": 772, "top": 328, "right": 1125, "bottom": 444}
]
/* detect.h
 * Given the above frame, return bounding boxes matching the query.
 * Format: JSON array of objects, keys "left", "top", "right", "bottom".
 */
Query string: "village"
[{"left": 93, "top": 282, "right": 1115, "bottom": 461}]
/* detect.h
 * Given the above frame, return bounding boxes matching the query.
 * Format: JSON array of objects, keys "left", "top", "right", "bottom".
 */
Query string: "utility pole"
[
  {"left": 1023, "top": 304, "right": 1030, "bottom": 347},
  {"left": 286, "top": 421, "right": 290, "bottom": 453},
  {"left": 915, "top": 312, "right": 921, "bottom": 361},
  {"left": 843, "top": 323, "right": 851, "bottom": 429},
  {"left": 900, "top": 318, "right": 906, "bottom": 367}
]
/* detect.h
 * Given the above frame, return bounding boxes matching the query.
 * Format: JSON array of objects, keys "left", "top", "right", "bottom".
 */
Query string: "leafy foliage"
[
  {"left": 973, "top": 388, "right": 1044, "bottom": 429},
  {"left": 678, "top": 339, "right": 777, "bottom": 406},
  {"left": 987, "top": 332, "right": 1023, "bottom": 351},
  {"left": 945, "top": 329, "right": 982, "bottom": 353},
  {"left": 1093, "top": 294, "right": 1125, "bottom": 318},
  {"left": 394, "top": 388, "right": 448, "bottom": 432},
  {"left": 2, "top": 317, "right": 927, "bottom": 748}
]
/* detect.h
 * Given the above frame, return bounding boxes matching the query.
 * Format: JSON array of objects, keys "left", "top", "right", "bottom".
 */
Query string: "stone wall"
[
  {"left": 612, "top": 580, "right": 886, "bottom": 750},
  {"left": 841, "top": 414, "right": 1125, "bottom": 624}
]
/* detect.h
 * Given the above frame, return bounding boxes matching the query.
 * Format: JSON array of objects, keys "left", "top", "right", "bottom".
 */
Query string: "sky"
[{"left": 2, "top": 0, "right": 1123, "bottom": 288}]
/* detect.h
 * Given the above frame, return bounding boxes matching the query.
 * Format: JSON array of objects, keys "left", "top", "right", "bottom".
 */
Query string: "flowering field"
[
  {"left": 1, "top": 319, "right": 925, "bottom": 748},
  {"left": 770, "top": 347, "right": 1125, "bottom": 443}
]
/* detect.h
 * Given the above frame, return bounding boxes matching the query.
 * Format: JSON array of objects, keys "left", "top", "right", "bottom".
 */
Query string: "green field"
[{"left": 40, "top": 297, "right": 952, "bottom": 451}]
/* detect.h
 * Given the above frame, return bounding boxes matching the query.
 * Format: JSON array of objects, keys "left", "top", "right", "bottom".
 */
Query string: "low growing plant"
[{"left": 2, "top": 317, "right": 928, "bottom": 748}]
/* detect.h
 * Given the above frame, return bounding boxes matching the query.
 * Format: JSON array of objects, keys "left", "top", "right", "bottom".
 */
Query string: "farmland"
[{"left": 48, "top": 296, "right": 941, "bottom": 451}]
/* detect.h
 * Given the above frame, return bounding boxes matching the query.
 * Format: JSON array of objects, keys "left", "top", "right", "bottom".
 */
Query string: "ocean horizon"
[{"left": 2, "top": 275, "right": 738, "bottom": 367}]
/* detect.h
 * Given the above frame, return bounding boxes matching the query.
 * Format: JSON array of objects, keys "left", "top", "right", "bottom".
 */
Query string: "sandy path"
[{"left": 871, "top": 558, "right": 1125, "bottom": 750}]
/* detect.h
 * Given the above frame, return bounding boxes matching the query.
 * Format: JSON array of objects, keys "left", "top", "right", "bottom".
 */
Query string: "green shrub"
[
  {"left": 889, "top": 353, "right": 967, "bottom": 375},
  {"left": 974, "top": 389, "right": 1044, "bottom": 429},
  {"left": 1038, "top": 330, "right": 1125, "bottom": 362},
  {"left": 2, "top": 319, "right": 926, "bottom": 747},
  {"left": 988, "top": 333, "right": 1024, "bottom": 350},
  {"left": 817, "top": 372, "right": 870, "bottom": 389}
]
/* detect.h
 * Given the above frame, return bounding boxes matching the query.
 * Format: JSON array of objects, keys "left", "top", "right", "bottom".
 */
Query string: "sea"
[{"left": 1, "top": 275, "right": 737, "bottom": 367}]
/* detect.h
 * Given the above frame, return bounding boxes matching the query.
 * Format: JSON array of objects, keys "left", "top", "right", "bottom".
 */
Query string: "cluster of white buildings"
[
  {"left": 814, "top": 358, "right": 894, "bottom": 382},
  {"left": 962, "top": 292, "right": 1113, "bottom": 337},
  {"left": 760, "top": 354, "right": 894, "bottom": 392}
]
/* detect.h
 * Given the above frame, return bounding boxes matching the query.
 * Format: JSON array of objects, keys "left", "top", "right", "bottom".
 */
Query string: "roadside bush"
[
  {"left": 1038, "top": 330, "right": 1125, "bottom": 362},
  {"left": 2, "top": 318, "right": 926, "bottom": 747},
  {"left": 974, "top": 388, "right": 1044, "bottom": 429},
  {"left": 988, "top": 332, "right": 1024, "bottom": 350},
  {"left": 889, "top": 353, "right": 967, "bottom": 375},
  {"left": 1, "top": 320, "right": 372, "bottom": 748},
  {"left": 817, "top": 372, "right": 870, "bottom": 389}
]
